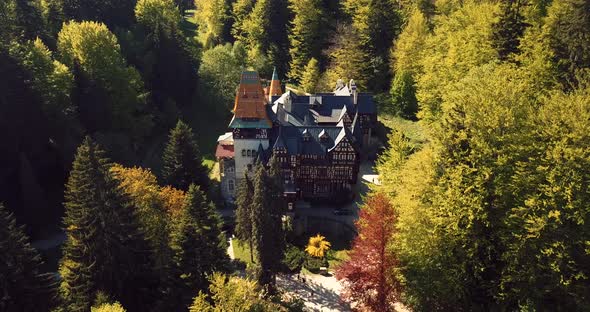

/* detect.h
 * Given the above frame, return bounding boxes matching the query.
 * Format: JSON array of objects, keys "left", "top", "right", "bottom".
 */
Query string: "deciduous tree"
[{"left": 336, "top": 193, "right": 400, "bottom": 312}]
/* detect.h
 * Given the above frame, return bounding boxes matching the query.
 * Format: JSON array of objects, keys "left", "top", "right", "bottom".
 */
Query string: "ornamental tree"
[{"left": 336, "top": 193, "right": 400, "bottom": 312}]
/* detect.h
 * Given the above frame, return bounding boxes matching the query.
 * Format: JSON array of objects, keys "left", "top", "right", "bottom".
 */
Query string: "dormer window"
[
  {"left": 303, "top": 129, "right": 311, "bottom": 142},
  {"left": 319, "top": 129, "right": 329, "bottom": 142}
]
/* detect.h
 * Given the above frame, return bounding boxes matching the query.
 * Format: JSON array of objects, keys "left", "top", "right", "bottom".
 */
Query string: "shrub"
[
  {"left": 304, "top": 255, "right": 328, "bottom": 274},
  {"left": 283, "top": 245, "right": 306, "bottom": 273}
]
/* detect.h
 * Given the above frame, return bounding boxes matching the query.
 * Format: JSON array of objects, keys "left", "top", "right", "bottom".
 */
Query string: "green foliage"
[
  {"left": 162, "top": 120, "right": 210, "bottom": 191},
  {"left": 300, "top": 57, "right": 320, "bottom": 93},
  {"left": 283, "top": 245, "right": 306, "bottom": 273},
  {"left": 135, "top": 0, "right": 182, "bottom": 33},
  {"left": 251, "top": 162, "right": 285, "bottom": 290},
  {"left": 544, "top": 0, "right": 590, "bottom": 87},
  {"left": 189, "top": 273, "right": 287, "bottom": 311},
  {"left": 390, "top": 70, "right": 418, "bottom": 119},
  {"left": 0, "top": 203, "right": 56, "bottom": 311},
  {"left": 59, "top": 137, "right": 157, "bottom": 312},
  {"left": 416, "top": 1, "right": 500, "bottom": 122},
  {"left": 391, "top": 8, "right": 429, "bottom": 75},
  {"left": 57, "top": 21, "right": 153, "bottom": 145},
  {"left": 343, "top": 0, "right": 401, "bottom": 91},
  {"left": 200, "top": 42, "right": 248, "bottom": 108},
  {"left": 304, "top": 254, "right": 328, "bottom": 273},
  {"left": 91, "top": 302, "right": 126, "bottom": 312},
  {"left": 288, "top": 0, "right": 326, "bottom": 83},
  {"left": 324, "top": 26, "right": 371, "bottom": 90},
  {"left": 491, "top": 0, "right": 529, "bottom": 61},
  {"left": 194, "top": 0, "right": 231, "bottom": 48},
  {"left": 170, "top": 184, "right": 229, "bottom": 307},
  {"left": 61, "top": 0, "right": 137, "bottom": 29},
  {"left": 235, "top": 174, "right": 255, "bottom": 263},
  {"left": 10, "top": 38, "right": 75, "bottom": 125}
]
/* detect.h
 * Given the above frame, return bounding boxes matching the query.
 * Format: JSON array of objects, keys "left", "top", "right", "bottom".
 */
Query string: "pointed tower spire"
[{"left": 268, "top": 67, "right": 282, "bottom": 102}]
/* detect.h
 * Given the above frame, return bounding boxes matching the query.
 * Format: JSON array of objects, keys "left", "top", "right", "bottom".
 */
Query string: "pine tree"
[
  {"left": 251, "top": 161, "right": 284, "bottom": 292},
  {"left": 300, "top": 57, "right": 320, "bottom": 93},
  {"left": 162, "top": 120, "right": 209, "bottom": 192},
  {"left": 0, "top": 203, "right": 56, "bottom": 311},
  {"left": 59, "top": 137, "right": 157, "bottom": 312},
  {"left": 288, "top": 0, "right": 325, "bottom": 83},
  {"left": 325, "top": 26, "right": 372, "bottom": 90},
  {"left": 170, "top": 184, "right": 228, "bottom": 308},
  {"left": 492, "top": 0, "right": 528, "bottom": 61},
  {"left": 267, "top": 155, "right": 286, "bottom": 271},
  {"left": 390, "top": 70, "right": 418, "bottom": 119},
  {"left": 235, "top": 174, "right": 255, "bottom": 263}
]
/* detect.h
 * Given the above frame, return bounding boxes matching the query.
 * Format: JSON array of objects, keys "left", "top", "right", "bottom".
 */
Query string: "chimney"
[{"left": 349, "top": 79, "right": 358, "bottom": 105}]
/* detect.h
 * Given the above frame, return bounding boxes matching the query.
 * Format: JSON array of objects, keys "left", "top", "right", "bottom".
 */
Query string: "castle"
[{"left": 215, "top": 69, "right": 376, "bottom": 206}]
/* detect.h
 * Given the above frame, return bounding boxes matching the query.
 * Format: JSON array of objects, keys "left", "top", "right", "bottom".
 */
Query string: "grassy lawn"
[
  {"left": 378, "top": 113, "right": 427, "bottom": 146},
  {"left": 232, "top": 238, "right": 254, "bottom": 267}
]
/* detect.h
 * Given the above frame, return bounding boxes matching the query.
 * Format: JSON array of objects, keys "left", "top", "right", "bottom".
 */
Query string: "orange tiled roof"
[{"left": 232, "top": 71, "right": 270, "bottom": 121}]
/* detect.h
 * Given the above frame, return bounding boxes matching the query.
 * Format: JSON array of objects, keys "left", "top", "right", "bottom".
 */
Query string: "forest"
[{"left": 1, "top": 0, "right": 589, "bottom": 311}]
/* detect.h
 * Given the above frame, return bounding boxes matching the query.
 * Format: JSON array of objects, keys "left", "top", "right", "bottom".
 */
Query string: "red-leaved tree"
[{"left": 336, "top": 193, "right": 401, "bottom": 311}]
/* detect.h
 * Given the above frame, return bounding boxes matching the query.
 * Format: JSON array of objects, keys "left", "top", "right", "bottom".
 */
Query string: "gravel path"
[{"left": 277, "top": 273, "right": 350, "bottom": 312}]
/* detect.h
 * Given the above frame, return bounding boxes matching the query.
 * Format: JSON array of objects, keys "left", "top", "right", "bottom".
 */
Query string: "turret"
[{"left": 268, "top": 67, "right": 282, "bottom": 102}]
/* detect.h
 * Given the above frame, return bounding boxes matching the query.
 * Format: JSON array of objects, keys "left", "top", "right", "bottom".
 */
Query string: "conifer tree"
[
  {"left": 235, "top": 174, "right": 255, "bottom": 263},
  {"left": 300, "top": 57, "right": 320, "bottom": 93},
  {"left": 288, "top": 0, "right": 325, "bottom": 83},
  {"left": 251, "top": 161, "right": 284, "bottom": 292},
  {"left": 267, "top": 154, "right": 286, "bottom": 269},
  {"left": 59, "top": 137, "right": 157, "bottom": 312},
  {"left": 492, "top": 0, "right": 528, "bottom": 61},
  {"left": 162, "top": 120, "right": 209, "bottom": 192},
  {"left": 170, "top": 184, "right": 228, "bottom": 308},
  {"left": 390, "top": 70, "right": 418, "bottom": 119},
  {"left": 0, "top": 203, "right": 56, "bottom": 311}
]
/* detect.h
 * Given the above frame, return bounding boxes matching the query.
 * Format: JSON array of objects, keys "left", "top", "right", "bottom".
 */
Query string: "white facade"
[{"left": 233, "top": 138, "right": 269, "bottom": 179}]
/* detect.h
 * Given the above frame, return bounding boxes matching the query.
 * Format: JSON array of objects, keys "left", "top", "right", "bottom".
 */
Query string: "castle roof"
[{"left": 230, "top": 71, "right": 271, "bottom": 128}]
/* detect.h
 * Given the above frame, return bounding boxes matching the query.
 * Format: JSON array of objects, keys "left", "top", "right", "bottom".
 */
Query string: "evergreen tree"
[
  {"left": 545, "top": 0, "right": 590, "bottom": 88},
  {"left": 324, "top": 26, "right": 371, "bottom": 90},
  {"left": 170, "top": 184, "right": 229, "bottom": 308},
  {"left": 234, "top": 174, "right": 254, "bottom": 263},
  {"left": 390, "top": 70, "right": 418, "bottom": 119},
  {"left": 161, "top": 120, "right": 209, "bottom": 191},
  {"left": 267, "top": 154, "right": 286, "bottom": 270},
  {"left": 0, "top": 203, "right": 56, "bottom": 311},
  {"left": 343, "top": 0, "right": 401, "bottom": 92},
  {"left": 492, "top": 0, "right": 529, "bottom": 61},
  {"left": 288, "top": 0, "right": 325, "bottom": 83},
  {"left": 251, "top": 161, "right": 284, "bottom": 292},
  {"left": 300, "top": 57, "right": 320, "bottom": 93},
  {"left": 59, "top": 137, "right": 157, "bottom": 312}
]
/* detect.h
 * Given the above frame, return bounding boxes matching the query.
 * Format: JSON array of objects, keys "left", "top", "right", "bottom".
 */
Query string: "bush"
[
  {"left": 304, "top": 255, "right": 328, "bottom": 274},
  {"left": 283, "top": 245, "right": 305, "bottom": 273}
]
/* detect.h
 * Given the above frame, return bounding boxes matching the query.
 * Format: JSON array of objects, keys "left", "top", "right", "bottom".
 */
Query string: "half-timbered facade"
[{"left": 216, "top": 69, "right": 376, "bottom": 204}]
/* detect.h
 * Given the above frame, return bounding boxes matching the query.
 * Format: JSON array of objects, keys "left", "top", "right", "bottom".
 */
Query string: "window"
[
  {"left": 252, "top": 150, "right": 257, "bottom": 157},
  {"left": 242, "top": 149, "right": 246, "bottom": 156},
  {"left": 228, "top": 179, "right": 235, "bottom": 192},
  {"left": 247, "top": 150, "right": 251, "bottom": 157},
  {"left": 227, "top": 166, "right": 234, "bottom": 173},
  {"left": 247, "top": 164, "right": 252, "bottom": 171}
]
